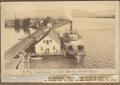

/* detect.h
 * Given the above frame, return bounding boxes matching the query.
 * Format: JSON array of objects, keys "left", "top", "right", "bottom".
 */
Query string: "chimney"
[{"left": 70, "top": 20, "right": 72, "bottom": 31}]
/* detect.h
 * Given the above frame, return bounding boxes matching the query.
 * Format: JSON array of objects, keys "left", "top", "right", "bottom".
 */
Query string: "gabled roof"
[{"left": 47, "top": 29, "right": 61, "bottom": 44}]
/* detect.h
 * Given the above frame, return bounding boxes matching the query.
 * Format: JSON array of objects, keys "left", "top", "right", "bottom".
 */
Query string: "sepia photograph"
[{"left": 1, "top": 1, "right": 119, "bottom": 82}]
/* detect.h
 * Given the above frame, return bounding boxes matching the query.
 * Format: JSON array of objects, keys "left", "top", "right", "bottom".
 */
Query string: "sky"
[{"left": 1, "top": 1, "right": 116, "bottom": 20}]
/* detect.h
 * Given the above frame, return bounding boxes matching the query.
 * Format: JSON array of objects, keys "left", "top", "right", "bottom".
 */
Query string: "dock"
[{"left": 5, "top": 19, "right": 70, "bottom": 69}]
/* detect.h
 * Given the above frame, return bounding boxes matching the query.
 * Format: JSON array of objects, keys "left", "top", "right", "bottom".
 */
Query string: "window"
[
  {"left": 50, "top": 40, "right": 52, "bottom": 43},
  {"left": 46, "top": 40, "right": 49, "bottom": 45},
  {"left": 43, "top": 40, "right": 45, "bottom": 43},
  {"left": 41, "top": 47, "right": 43, "bottom": 51},
  {"left": 68, "top": 45, "right": 73, "bottom": 50},
  {"left": 71, "top": 32, "right": 73, "bottom": 35},
  {"left": 82, "top": 46, "right": 84, "bottom": 50},
  {"left": 78, "top": 45, "right": 82, "bottom": 51},
  {"left": 78, "top": 45, "right": 84, "bottom": 51},
  {"left": 53, "top": 46, "right": 55, "bottom": 50}
]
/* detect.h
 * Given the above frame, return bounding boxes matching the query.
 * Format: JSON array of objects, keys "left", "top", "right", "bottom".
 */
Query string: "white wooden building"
[{"left": 35, "top": 30, "right": 61, "bottom": 55}]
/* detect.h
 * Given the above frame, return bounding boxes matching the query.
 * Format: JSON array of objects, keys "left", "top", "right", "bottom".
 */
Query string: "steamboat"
[{"left": 62, "top": 21, "right": 86, "bottom": 63}]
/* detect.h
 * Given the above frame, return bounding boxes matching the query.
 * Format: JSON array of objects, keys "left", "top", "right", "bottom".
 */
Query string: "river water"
[{"left": 4, "top": 18, "right": 115, "bottom": 69}]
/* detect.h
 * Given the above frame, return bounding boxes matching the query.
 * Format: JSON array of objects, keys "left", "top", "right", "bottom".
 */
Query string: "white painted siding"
[{"left": 35, "top": 36, "right": 61, "bottom": 54}]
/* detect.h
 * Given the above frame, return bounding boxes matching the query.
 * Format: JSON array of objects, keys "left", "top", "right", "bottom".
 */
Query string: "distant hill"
[
  {"left": 71, "top": 9, "right": 115, "bottom": 18},
  {"left": 97, "top": 9, "right": 115, "bottom": 16},
  {"left": 71, "top": 9, "right": 96, "bottom": 18},
  {"left": 88, "top": 9, "right": 115, "bottom": 18}
]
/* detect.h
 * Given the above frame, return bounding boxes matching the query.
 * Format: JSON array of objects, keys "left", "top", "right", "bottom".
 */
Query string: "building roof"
[{"left": 47, "top": 29, "right": 61, "bottom": 44}]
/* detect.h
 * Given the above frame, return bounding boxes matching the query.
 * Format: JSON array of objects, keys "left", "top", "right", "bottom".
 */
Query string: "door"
[{"left": 46, "top": 48, "right": 49, "bottom": 54}]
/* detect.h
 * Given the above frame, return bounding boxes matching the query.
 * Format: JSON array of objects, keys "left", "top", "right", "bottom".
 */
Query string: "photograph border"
[{"left": 0, "top": 0, "right": 120, "bottom": 84}]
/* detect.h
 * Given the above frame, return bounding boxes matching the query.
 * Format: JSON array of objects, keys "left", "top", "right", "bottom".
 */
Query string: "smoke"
[{"left": 63, "top": 8, "right": 72, "bottom": 21}]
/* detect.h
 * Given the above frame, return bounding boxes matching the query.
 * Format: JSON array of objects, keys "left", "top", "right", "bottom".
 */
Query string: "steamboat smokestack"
[{"left": 70, "top": 20, "right": 72, "bottom": 31}]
